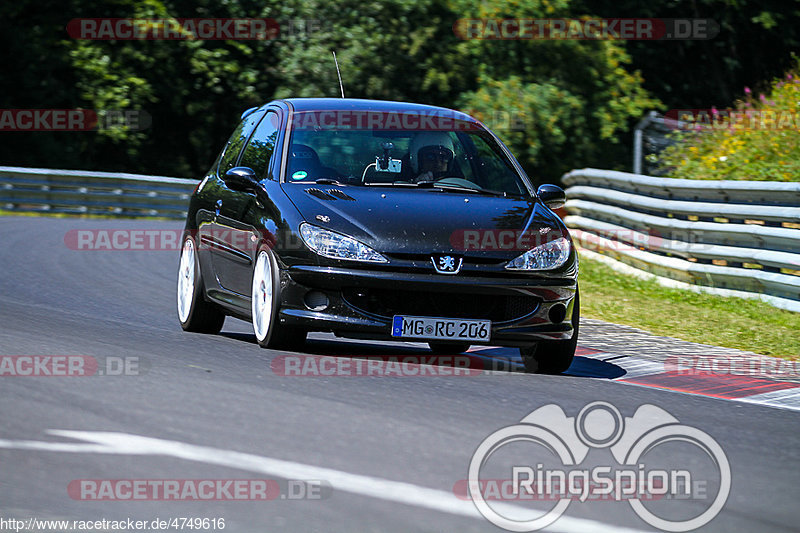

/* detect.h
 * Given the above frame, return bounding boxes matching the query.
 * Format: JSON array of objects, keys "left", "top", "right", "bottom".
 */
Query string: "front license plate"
[{"left": 391, "top": 316, "right": 491, "bottom": 342}]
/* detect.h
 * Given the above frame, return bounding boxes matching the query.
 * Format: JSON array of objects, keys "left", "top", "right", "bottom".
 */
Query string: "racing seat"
[{"left": 287, "top": 144, "right": 341, "bottom": 181}]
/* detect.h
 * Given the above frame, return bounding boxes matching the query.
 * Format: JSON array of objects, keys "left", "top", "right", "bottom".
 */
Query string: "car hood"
[{"left": 282, "top": 184, "right": 568, "bottom": 259}]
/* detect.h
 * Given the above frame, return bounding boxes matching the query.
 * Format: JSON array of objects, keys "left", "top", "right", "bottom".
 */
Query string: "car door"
[
  {"left": 213, "top": 109, "right": 283, "bottom": 296},
  {"left": 198, "top": 109, "right": 265, "bottom": 296}
]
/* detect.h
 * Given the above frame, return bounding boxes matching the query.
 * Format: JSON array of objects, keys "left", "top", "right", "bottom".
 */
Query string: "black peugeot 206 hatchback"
[{"left": 177, "top": 98, "right": 579, "bottom": 373}]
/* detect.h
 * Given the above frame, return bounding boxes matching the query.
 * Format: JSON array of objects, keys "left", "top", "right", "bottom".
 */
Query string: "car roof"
[{"left": 277, "top": 98, "right": 479, "bottom": 123}]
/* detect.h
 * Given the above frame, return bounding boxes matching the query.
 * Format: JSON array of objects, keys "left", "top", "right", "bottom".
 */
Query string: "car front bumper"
[{"left": 277, "top": 265, "right": 578, "bottom": 347}]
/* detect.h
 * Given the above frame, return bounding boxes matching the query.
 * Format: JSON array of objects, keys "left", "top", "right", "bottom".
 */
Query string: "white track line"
[
  {"left": 0, "top": 430, "right": 653, "bottom": 533},
  {"left": 738, "top": 388, "right": 800, "bottom": 412}
]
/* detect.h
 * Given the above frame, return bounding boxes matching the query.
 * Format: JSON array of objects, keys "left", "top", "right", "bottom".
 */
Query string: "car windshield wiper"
[
  {"left": 430, "top": 183, "right": 508, "bottom": 197},
  {"left": 315, "top": 178, "right": 342, "bottom": 185},
  {"left": 364, "top": 181, "right": 420, "bottom": 188}
]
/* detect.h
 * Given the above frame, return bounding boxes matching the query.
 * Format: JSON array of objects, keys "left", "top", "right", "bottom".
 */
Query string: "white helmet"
[{"left": 409, "top": 132, "right": 455, "bottom": 172}]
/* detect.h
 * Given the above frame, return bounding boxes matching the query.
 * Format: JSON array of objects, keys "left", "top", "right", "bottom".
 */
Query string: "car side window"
[
  {"left": 240, "top": 111, "right": 281, "bottom": 180},
  {"left": 218, "top": 110, "right": 265, "bottom": 175}
]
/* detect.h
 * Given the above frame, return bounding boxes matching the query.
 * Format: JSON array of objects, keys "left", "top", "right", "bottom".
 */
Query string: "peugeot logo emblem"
[{"left": 431, "top": 255, "right": 462, "bottom": 274}]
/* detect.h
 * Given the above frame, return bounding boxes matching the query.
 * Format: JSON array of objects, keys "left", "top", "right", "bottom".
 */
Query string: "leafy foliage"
[
  {"left": 657, "top": 60, "right": 800, "bottom": 181},
  {"left": 450, "top": 0, "right": 659, "bottom": 183}
]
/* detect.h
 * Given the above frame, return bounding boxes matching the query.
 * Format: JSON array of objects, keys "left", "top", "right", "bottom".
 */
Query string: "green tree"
[
  {"left": 0, "top": 0, "right": 283, "bottom": 176},
  {"left": 572, "top": 0, "right": 800, "bottom": 109},
  {"left": 449, "top": 0, "right": 659, "bottom": 182},
  {"left": 2, "top": 0, "right": 795, "bottom": 181}
]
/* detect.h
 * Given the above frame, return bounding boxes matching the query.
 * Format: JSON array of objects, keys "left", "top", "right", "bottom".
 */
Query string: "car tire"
[
  {"left": 520, "top": 289, "right": 580, "bottom": 374},
  {"left": 428, "top": 342, "right": 471, "bottom": 354},
  {"left": 177, "top": 234, "right": 225, "bottom": 334},
  {"left": 251, "top": 246, "right": 307, "bottom": 349}
]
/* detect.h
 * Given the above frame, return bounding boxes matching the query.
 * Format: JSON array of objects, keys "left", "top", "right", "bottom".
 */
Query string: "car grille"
[{"left": 342, "top": 288, "right": 539, "bottom": 323}]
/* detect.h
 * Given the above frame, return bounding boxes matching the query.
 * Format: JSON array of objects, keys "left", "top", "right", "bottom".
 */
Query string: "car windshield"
[{"left": 285, "top": 109, "right": 529, "bottom": 196}]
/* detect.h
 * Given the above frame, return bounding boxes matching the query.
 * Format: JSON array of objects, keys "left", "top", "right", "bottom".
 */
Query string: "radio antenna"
[{"left": 332, "top": 51, "right": 345, "bottom": 98}]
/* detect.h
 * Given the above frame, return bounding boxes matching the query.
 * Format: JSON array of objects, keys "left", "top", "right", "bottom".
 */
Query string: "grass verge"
[{"left": 579, "top": 253, "right": 800, "bottom": 360}]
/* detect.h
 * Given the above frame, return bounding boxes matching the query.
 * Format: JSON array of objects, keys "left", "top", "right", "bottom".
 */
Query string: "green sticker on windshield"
[{"left": 291, "top": 171, "right": 308, "bottom": 180}]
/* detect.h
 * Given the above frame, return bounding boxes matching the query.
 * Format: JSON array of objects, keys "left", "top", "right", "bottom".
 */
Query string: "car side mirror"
[
  {"left": 223, "top": 167, "right": 260, "bottom": 192},
  {"left": 536, "top": 184, "right": 566, "bottom": 210}
]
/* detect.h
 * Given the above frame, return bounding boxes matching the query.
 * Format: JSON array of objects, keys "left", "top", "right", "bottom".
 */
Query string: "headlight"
[
  {"left": 300, "top": 223, "right": 388, "bottom": 263},
  {"left": 505, "top": 236, "right": 571, "bottom": 270}
]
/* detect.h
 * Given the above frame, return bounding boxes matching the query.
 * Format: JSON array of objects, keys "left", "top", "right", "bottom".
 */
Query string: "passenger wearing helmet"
[{"left": 408, "top": 132, "right": 455, "bottom": 183}]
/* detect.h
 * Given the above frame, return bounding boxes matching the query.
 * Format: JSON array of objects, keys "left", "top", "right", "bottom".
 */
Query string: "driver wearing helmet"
[{"left": 408, "top": 132, "right": 455, "bottom": 183}]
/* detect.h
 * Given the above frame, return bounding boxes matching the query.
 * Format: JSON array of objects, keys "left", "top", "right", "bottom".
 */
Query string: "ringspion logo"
[{"left": 467, "top": 402, "right": 730, "bottom": 531}]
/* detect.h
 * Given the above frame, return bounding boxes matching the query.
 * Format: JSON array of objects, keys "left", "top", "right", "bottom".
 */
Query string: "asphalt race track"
[{"left": 1, "top": 216, "right": 798, "bottom": 532}]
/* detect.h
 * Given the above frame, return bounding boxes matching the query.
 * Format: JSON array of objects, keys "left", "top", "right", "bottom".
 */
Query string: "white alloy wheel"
[
  {"left": 177, "top": 237, "right": 196, "bottom": 324},
  {"left": 252, "top": 250, "right": 274, "bottom": 343}
]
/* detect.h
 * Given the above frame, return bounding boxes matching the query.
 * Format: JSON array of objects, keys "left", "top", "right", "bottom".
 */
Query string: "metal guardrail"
[
  {"left": 562, "top": 168, "right": 800, "bottom": 312},
  {"left": 565, "top": 167, "right": 800, "bottom": 205},
  {"left": 0, "top": 166, "right": 197, "bottom": 219}
]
